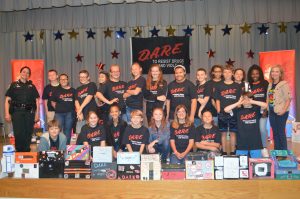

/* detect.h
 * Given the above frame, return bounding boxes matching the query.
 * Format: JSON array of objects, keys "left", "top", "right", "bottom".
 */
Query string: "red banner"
[{"left": 259, "top": 50, "right": 296, "bottom": 138}]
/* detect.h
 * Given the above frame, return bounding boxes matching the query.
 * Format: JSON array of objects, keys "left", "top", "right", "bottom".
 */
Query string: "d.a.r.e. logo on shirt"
[
  {"left": 78, "top": 87, "right": 88, "bottom": 98},
  {"left": 221, "top": 88, "right": 237, "bottom": 99},
  {"left": 240, "top": 111, "right": 257, "bottom": 124},
  {"left": 170, "top": 87, "right": 185, "bottom": 97}
]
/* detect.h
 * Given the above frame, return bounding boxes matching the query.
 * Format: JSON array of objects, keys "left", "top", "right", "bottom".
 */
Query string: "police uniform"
[{"left": 5, "top": 79, "right": 39, "bottom": 152}]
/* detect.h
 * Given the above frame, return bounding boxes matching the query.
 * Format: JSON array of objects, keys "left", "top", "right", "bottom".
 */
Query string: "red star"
[
  {"left": 206, "top": 49, "right": 215, "bottom": 58},
  {"left": 111, "top": 50, "right": 120, "bottom": 59},
  {"left": 246, "top": 50, "right": 255, "bottom": 59},
  {"left": 75, "top": 53, "right": 83, "bottom": 62},
  {"left": 96, "top": 62, "right": 105, "bottom": 71},
  {"left": 226, "top": 58, "right": 235, "bottom": 66}
]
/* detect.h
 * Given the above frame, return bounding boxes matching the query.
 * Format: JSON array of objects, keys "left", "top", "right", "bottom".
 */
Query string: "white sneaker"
[{"left": 262, "top": 148, "right": 269, "bottom": 158}]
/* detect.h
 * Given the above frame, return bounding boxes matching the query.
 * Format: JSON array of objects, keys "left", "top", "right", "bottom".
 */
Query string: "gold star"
[
  {"left": 203, "top": 24, "right": 213, "bottom": 36},
  {"left": 104, "top": 28, "right": 113, "bottom": 38},
  {"left": 133, "top": 27, "right": 142, "bottom": 37},
  {"left": 166, "top": 26, "right": 176, "bottom": 36},
  {"left": 39, "top": 30, "right": 45, "bottom": 40},
  {"left": 278, "top": 22, "right": 287, "bottom": 33},
  {"left": 68, "top": 29, "right": 79, "bottom": 39},
  {"left": 240, "top": 23, "right": 251, "bottom": 34}
]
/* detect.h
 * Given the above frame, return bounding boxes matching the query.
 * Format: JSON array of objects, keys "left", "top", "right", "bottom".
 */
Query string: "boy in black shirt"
[{"left": 224, "top": 92, "right": 267, "bottom": 158}]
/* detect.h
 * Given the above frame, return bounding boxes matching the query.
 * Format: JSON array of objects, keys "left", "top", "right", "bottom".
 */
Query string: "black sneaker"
[{"left": 222, "top": 152, "right": 227, "bottom": 156}]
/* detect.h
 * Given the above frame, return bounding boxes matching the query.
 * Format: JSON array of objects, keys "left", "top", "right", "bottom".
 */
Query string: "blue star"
[
  {"left": 222, "top": 25, "right": 232, "bottom": 36},
  {"left": 54, "top": 30, "right": 64, "bottom": 40},
  {"left": 86, "top": 28, "right": 96, "bottom": 39},
  {"left": 294, "top": 22, "right": 300, "bottom": 33},
  {"left": 183, "top": 25, "right": 194, "bottom": 36},
  {"left": 258, "top": 24, "right": 269, "bottom": 35},
  {"left": 149, "top": 26, "right": 160, "bottom": 37},
  {"left": 23, "top": 32, "right": 34, "bottom": 42},
  {"left": 115, "top": 28, "right": 126, "bottom": 39}
]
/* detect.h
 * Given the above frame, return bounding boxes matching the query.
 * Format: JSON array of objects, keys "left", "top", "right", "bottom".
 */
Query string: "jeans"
[
  {"left": 259, "top": 117, "right": 268, "bottom": 148},
  {"left": 150, "top": 134, "right": 170, "bottom": 162},
  {"left": 170, "top": 153, "right": 187, "bottom": 165},
  {"left": 269, "top": 109, "right": 289, "bottom": 150},
  {"left": 236, "top": 150, "right": 262, "bottom": 158},
  {"left": 55, "top": 112, "right": 74, "bottom": 144}
]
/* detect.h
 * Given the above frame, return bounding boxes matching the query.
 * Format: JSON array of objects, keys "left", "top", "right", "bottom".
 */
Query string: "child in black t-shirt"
[
  {"left": 170, "top": 105, "right": 195, "bottom": 165},
  {"left": 122, "top": 110, "right": 149, "bottom": 154},
  {"left": 195, "top": 110, "right": 221, "bottom": 152},
  {"left": 215, "top": 65, "right": 242, "bottom": 155},
  {"left": 224, "top": 92, "right": 267, "bottom": 158}
]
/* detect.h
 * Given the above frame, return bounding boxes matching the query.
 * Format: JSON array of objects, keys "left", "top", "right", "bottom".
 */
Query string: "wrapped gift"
[
  {"left": 1, "top": 145, "right": 15, "bottom": 173},
  {"left": 65, "top": 145, "right": 90, "bottom": 161},
  {"left": 161, "top": 164, "right": 185, "bottom": 180},
  {"left": 14, "top": 163, "right": 39, "bottom": 178},
  {"left": 141, "top": 154, "right": 161, "bottom": 180},
  {"left": 117, "top": 152, "right": 140, "bottom": 165},
  {"left": 117, "top": 164, "right": 140, "bottom": 180},
  {"left": 249, "top": 158, "right": 274, "bottom": 179},
  {"left": 15, "top": 152, "right": 38, "bottom": 164},
  {"left": 91, "top": 162, "right": 117, "bottom": 179},
  {"left": 39, "top": 151, "right": 64, "bottom": 178},
  {"left": 93, "top": 146, "right": 113, "bottom": 163},
  {"left": 185, "top": 160, "right": 214, "bottom": 180}
]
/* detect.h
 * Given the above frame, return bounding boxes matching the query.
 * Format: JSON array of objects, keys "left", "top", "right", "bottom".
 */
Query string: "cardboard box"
[
  {"left": 249, "top": 158, "right": 274, "bottom": 179},
  {"left": 117, "top": 164, "right": 140, "bottom": 180},
  {"left": 161, "top": 164, "right": 185, "bottom": 180},
  {"left": 93, "top": 146, "right": 113, "bottom": 163},
  {"left": 15, "top": 152, "right": 38, "bottom": 163},
  {"left": 39, "top": 151, "right": 64, "bottom": 178},
  {"left": 141, "top": 154, "right": 161, "bottom": 180},
  {"left": 117, "top": 152, "right": 140, "bottom": 165},
  {"left": 185, "top": 160, "right": 214, "bottom": 180},
  {"left": 91, "top": 162, "right": 117, "bottom": 179},
  {"left": 14, "top": 163, "right": 39, "bottom": 178},
  {"left": 65, "top": 145, "right": 90, "bottom": 161},
  {"left": 1, "top": 145, "right": 15, "bottom": 173}
]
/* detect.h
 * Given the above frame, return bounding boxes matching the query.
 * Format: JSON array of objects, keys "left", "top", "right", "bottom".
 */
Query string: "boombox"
[
  {"left": 140, "top": 154, "right": 161, "bottom": 180},
  {"left": 161, "top": 164, "right": 185, "bottom": 180},
  {"left": 39, "top": 151, "right": 64, "bottom": 178},
  {"left": 185, "top": 160, "right": 214, "bottom": 180},
  {"left": 91, "top": 162, "right": 117, "bottom": 179},
  {"left": 249, "top": 158, "right": 274, "bottom": 179},
  {"left": 65, "top": 145, "right": 90, "bottom": 161},
  {"left": 117, "top": 164, "right": 140, "bottom": 180}
]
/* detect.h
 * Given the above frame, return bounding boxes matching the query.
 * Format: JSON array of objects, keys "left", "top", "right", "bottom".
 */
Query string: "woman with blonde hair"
[{"left": 267, "top": 65, "right": 292, "bottom": 150}]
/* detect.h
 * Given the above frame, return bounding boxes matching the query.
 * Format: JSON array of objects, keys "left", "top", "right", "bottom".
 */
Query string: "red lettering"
[
  {"left": 172, "top": 43, "right": 183, "bottom": 55},
  {"left": 78, "top": 87, "right": 88, "bottom": 97},
  {"left": 128, "top": 84, "right": 137, "bottom": 90},
  {"left": 170, "top": 87, "right": 185, "bottom": 94},
  {"left": 150, "top": 47, "right": 160, "bottom": 59},
  {"left": 87, "top": 130, "right": 101, "bottom": 139},
  {"left": 251, "top": 88, "right": 264, "bottom": 95},
  {"left": 129, "top": 135, "right": 143, "bottom": 140},
  {"left": 240, "top": 112, "right": 256, "bottom": 120},
  {"left": 59, "top": 93, "right": 73, "bottom": 99},
  {"left": 160, "top": 45, "right": 172, "bottom": 57},
  {"left": 221, "top": 89, "right": 237, "bottom": 97},
  {"left": 138, "top": 49, "right": 150, "bottom": 62},
  {"left": 112, "top": 85, "right": 125, "bottom": 92},
  {"left": 201, "top": 134, "right": 216, "bottom": 140},
  {"left": 174, "top": 128, "right": 189, "bottom": 135}
]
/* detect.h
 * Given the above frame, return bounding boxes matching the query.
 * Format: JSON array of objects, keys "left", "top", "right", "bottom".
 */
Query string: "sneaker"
[
  {"left": 222, "top": 152, "right": 227, "bottom": 156},
  {"left": 262, "top": 148, "right": 269, "bottom": 158}
]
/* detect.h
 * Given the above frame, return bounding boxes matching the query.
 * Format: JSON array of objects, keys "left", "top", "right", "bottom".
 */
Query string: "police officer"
[{"left": 4, "top": 66, "right": 40, "bottom": 152}]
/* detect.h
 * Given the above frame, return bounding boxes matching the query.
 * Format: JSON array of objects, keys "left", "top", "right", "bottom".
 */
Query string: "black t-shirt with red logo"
[
  {"left": 236, "top": 107, "right": 263, "bottom": 150},
  {"left": 170, "top": 124, "right": 195, "bottom": 153},
  {"left": 42, "top": 84, "right": 59, "bottom": 111},
  {"left": 144, "top": 80, "right": 168, "bottom": 108},
  {"left": 195, "top": 125, "right": 221, "bottom": 144},
  {"left": 125, "top": 76, "right": 146, "bottom": 110},
  {"left": 75, "top": 82, "right": 97, "bottom": 116},
  {"left": 167, "top": 79, "right": 197, "bottom": 119},
  {"left": 195, "top": 82, "right": 212, "bottom": 117},
  {"left": 250, "top": 80, "right": 269, "bottom": 102},
  {"left": 100, "top": 80, "right": 127, "bottom": 113},
  {"left": 76, "top": 124, "right": 106, "bottom": 148},
  {"left": 122, "top": 126, "right": 149, "bottom": 152},
  {"left": 50, "top": 86, "right": 75, "bottom": 113},
  {"left": 215, "top": 81, "right": 242, "bottom": 112}
]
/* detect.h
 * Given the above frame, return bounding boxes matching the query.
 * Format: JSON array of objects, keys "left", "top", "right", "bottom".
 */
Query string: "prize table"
[{"left": 1, "top": 179, "right": 300, "bottom": 199}]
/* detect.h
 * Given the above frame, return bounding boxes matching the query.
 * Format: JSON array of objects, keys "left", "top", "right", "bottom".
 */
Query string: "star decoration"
[
  {"left": 23, "top": 32, "right": 34, "bottom": 42},
  {"left": 104, "top": 28, "right": 113, "bottom": 38},
  {"left": 240, "top": 23, "right": 251, "bottom": 34},
  {"left": 68, "top": 29, "right": 79, "bottom": 39},
  {"left": 133, "top": 27, "right": 142, "bottom": 37},
  {"left": 75, "top": 53, "right": 83, "bottom": 62},
  {"left": 150, "top": 26, "right": 160, "bottom": 37},
  {"left": 222, "top": 25, "right": 232, "bottom": 36},
  {"left": 294, "top": 22, "right": 300, "bottom": 33},
  {"left": 183, "top": 25, "right": 194, "bottom": 36},
  {"left": 111, "top": 50, "right": 120, "bottom": 59},
  {"left": 86, "top": 28, "right": 96, "bottom": 39},
  {"left": 96, "top": 62, "right": 105, "bottom": 71},
  {"left": 278, "top": 22, "right": 287, "bottom": 33},
  {"left": 203, "top": 24, "right": 213, "bottom": 36},
  {"left": 54, "top": 30, "right": 64, "bottom": 40},
  {"left": 246, "top": 50, "right": 255, "bottom": 59},
  {"left": 116, "top": 28, "right": 126, "bottom": 39},
  {"left": 39, "top": 30, "right": 45, "bottom": 40},
  {"left": 206, "top": 49, "right": 215, "bottom": 58},
  {"left": 166, "top": 26, "right": 176, "bottom": 37},
  {"left": 258, "top": 24, "right": 269, "bottom": 35},
  {"left": 226, "top": 58, "right": 235, "bottom": 66}
]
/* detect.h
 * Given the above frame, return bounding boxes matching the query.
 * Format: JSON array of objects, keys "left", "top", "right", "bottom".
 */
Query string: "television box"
[
  {"left": 185, "top": 160, "right": 214, "bottom": 180},
  {"left": 93, "top": 146, "right": 113, "bottom": 163},
  {"left": 39, "top": 151, "right": 64, "bottom": 178},
  {"left": 161, "top": 164, "right": 185, "bottom": 180},
  {"left": 117, "top": 164, "right": 140, "bottom": 180},
  {"left": 249, "top": 158, "right": 274, "bottom": 179},
  {"left": 141, "top": 154, "right": 161, "bottom": 180},
  {"left": 117, "top": 152, "right": 140, "bottom": 165},
  {"left": 15, "top": 152, "right": 38, "bottom": 163},
  {"left": 91, "top": 162, "right": 117, "bottom": 179},
  {"left": 65, "top": 145, "right": 90, "bottom": 161},
  {"left": 14, "top": 163, "right": 39, "bottom": 178}
]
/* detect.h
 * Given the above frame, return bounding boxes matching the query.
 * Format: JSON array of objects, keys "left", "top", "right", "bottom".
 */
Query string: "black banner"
[{"left": 131, "top": 36, "right": 190, "bottom": 74}]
